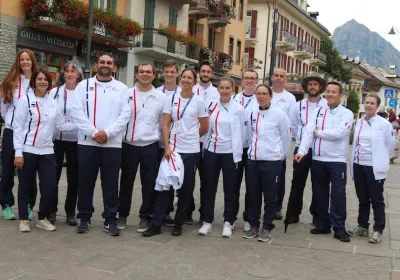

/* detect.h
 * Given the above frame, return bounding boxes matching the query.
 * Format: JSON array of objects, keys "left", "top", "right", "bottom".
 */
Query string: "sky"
[{"left": 306, "top": 0, "right": 400, "bottom": 52}]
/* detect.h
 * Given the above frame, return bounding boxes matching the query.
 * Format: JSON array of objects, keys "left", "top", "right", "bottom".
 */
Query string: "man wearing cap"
[{"left": 285, "top": 74, "right": 327, "bottom": 225}]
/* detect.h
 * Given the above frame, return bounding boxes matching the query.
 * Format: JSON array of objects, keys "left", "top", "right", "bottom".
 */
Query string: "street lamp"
[
  {"left": 388, "top": 26, "right": 400, "bottom": 35},
  {"left": 84, "top": 0, "right": 95, "bottom": 79}
]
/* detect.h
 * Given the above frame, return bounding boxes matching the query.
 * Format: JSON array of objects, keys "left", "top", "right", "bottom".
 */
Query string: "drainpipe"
[
  {"left": 262, "top": 2, "right": 271, "bottom": 83},
  {"left": 268, "top": 3, "right": 279, "bottom": 86},
  {"left": 84, "top": 0, "right": 95, "bottom": 79}
]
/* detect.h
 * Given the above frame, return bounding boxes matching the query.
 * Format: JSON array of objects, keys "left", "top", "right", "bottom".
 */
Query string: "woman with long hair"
[
  {"left": 0, "top": 49, "right": 38, "bottom": 220},
  {"left": 13, "top": 68, "right": 76, "bottom": 232},
  {"left": 48, "top": 61, "right": 82, "bottom": 226}
]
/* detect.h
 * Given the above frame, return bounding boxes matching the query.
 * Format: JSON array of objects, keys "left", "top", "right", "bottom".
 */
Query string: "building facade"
[{"left": 246, "top": 0, "right": 330, "bottom": 99}]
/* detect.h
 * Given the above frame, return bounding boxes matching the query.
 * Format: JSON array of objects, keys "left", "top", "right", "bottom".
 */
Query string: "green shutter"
[
  {"left": 143, "top": 0, "right": 156, "bottom": 47},
  {"left": 93, "top": 0, "right": 98, "bottom": 8},
  {"left": 169, "top": 7, "right": 178, "bottom": 27},
  {"left": 109, "top": 0, "right": 117, "bottom": 13}
]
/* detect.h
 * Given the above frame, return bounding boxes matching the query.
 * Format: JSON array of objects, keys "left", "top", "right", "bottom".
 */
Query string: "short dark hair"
[
  {"left": 326, "top": 81, "right": 343, "bottom": 94},
  {"left": 164, "top": 60, "right": 179, "bottom": 73},
  {"left": 199, "top": 61, "right": 214, "bottom": 73},
  {"left": 136, "top": 62, "right": 155, "bottom": 74},
  {"left": 97, "top": 54, "right": 115, "bottom": 65},
  {"left": 181, "top": 68, "right": 197, "bottom": 80},
  {"left": 242, "top": 69, "right": 259, "bottom": 79},
  {"left": 256, "top": 84, "right": 273, "bottom": 97},
  {"left": 30, "top": 67, "right": 53, "bottom": 92}
]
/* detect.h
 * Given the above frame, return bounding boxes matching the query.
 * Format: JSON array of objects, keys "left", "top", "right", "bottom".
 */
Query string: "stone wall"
[{"left": 0, "top": 21, "right": 17, "bottom": 81}]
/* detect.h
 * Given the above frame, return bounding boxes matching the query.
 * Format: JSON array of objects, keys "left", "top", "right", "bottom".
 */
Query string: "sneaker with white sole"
[
  {"left": 369, "top": 231, "right": 383, "bottom": 243},
  {"left": 198, "top": 222, "right": 212, "bottom": 235},
  {"left": 347, "top": 226, "right": 369, "bottom": 237},
  {"left": 36, "top": 218, "right": 56, "bottom": 231},
  {"left": 243, "top": 221, "right": 251, "bottom": 232},
  {"left": 19, "top": 220, "right": 30, "bottom": 232},
  {"left": 222, "top": 221, "right": 233, "bottom": 238}
]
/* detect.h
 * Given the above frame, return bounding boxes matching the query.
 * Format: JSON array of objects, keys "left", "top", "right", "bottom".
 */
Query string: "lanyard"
[
  {"left": 163, "top": 86, "right": 177, "bottom": 95},
  {"left": 241, "top": 96, "right": 252, "bottom": 109},
  {"left": 197, "top": 88, "right": 200, "bottom": 96},
  {"left": 18, "top": 79, "right": 22, "bottom": 99},
  {"left": 220, "top": 103, "right": 229, "bottom": 112},
  {"left": 178, "top": 94, "right": 194, "bottom": 120},
  {"left": 63, "top": 89, "right": 68, "bottom": 115}
]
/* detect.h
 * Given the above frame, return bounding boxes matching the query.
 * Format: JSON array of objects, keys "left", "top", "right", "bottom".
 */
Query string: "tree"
[
  {"left": 347, "top": 89, "right": 360, "bottom": 118},
  {"left": 320, "top": 36, "right": 352, "bottom": 83}
]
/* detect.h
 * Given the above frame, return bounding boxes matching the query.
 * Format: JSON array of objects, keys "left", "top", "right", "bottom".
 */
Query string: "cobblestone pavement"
[{"left": 1, "top": 143, "right": 400, "bottom": 279}]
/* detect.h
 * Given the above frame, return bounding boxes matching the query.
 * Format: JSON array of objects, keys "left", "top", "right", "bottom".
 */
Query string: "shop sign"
[
  {"left": 17, "top": 26, "right": 76, "bottom": 56},
  {"left": 78, "top": 42, "right": 128, "bottom": 67}
]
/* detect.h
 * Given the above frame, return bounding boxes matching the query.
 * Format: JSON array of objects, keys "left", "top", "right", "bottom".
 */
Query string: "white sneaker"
[
  {"left": 198, "top": 222, "right": 212, "bottom": 235},
  {"left": 222, "top": 221, "right": 233, "bottom": 238},
  {"left": 36, "top": 218, "right": 56, "bottom": 231},
  {"left": 19, "top": 220, "right": 30, "bottom": 232},
  {"left": 243, "top": 221, "right": 251, "bottom": 232}
]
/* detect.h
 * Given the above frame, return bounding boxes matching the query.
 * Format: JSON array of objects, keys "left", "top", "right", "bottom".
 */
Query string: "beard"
[
  {"left": 98, "top": 68, "right": 112, "bottom": 77},
  {"left": 308, "top": 92, "right": 319, "bottom": 98},
  {"left": 200, "top": 76, "right": 210, "bottom": 83}
]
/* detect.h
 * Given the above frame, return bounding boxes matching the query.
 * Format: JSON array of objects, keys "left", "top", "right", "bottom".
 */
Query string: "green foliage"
[
  {"left": 320, "top": 36, "right": 352, "bottom": 83},
  {"left": 347, "top": 89, "right": 360, "bottom": 118}
]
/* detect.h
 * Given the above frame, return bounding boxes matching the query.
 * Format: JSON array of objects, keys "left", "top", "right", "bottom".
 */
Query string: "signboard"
[
  {"left": 77, "top": 41, "right": 128, "bottom": 67},
  {"left": 16, "top": 26, "right": 76, "bottom": 56},
  {"left": 384, "top": 89, "right": 394, "bottom": 98},
  {"left": 389, "top": 98, "right": 398, "bottom": 108}
]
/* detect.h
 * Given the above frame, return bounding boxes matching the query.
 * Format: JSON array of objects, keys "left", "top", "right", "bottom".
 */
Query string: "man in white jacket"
[
  {"left": 294, "top": 81, "right": 353, "bottom": 242},
  {"left": 118, "top": 62, "right": 166, "bottom": 232},
  {"left": 72, "top": 54, "right": 131, "bottom": 236}
]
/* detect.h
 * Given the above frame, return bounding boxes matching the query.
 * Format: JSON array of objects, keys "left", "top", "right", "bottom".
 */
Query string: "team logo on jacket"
[
  {"left": 302, "top": 106, "right": 306, "bottom": 110},
  {"left": 30, "top": 102, "right": 36, "bottom": 107},
  {"left": 345, "top": 122, "right": 351, "bottom": 129},
  {"left": 89, "top": 87, "right": 94, "bottom": 91}
]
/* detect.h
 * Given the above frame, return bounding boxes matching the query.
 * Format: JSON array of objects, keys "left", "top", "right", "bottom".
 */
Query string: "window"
[
  {"left": 239, "top": 0, "right": 244, "bottom": 21},
  {"left": 236, "top": 40, "right": 242, "bottom": 64},
  {"left": 229, "top": 37, "right": 234, "bottom": 57},
  {"left": 232, "top": 0, "right": 236, "bottom": 7},
  {"left": 95, "top": 0, "right": 117, "bottom": 13},
  {"left": 208, "top": 28, "right": 215, "bottom": 49}
]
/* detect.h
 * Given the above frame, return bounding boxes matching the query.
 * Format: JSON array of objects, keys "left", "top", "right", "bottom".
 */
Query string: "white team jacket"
[
  {"left": 13, "top": 91, "right": 76, "bottom": 157},
  {"left": 123, "top": 86, "right": 166, "bottom": 147},
  {"left": 298, "top": 104, "right": 354, "bottom": 163},
  {"left": 155, "top": 153, "right": 184, "bottom": 191},
  {"left": 49, "top": 84, "right": 79, "bottom": 142},
  {"left": 71, "top": 76, "right": 131, "bottom": 148},
  {"left": 1, "top": 75, "right": 31, "bottom": 129},
  {"left": 350, "top": 115, "right": 396, "bottom": 180},
  {"left": 247, "top": 106, "right": 292, "bottom": 161},
  {"left": 204, "top": 99, "right": 247, "bottom": 163}
]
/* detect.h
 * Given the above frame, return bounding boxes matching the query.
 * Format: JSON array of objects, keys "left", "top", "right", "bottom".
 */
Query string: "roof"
[
  {"left": 286, "top": 0, "right": 331, "bottom": 35},
  {"left": 359, "top": 63, "right": 400, "bottom": 89}
]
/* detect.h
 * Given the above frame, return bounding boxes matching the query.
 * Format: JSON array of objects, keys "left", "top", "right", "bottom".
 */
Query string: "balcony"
[
  {"left": 21, "top": 0, "right": 140, "bottom": 48},
  {"left": 199, "top": 48, "right": 233, "bottom": 73},
  {"left": 244, "top": 53, "right": 262, "bottom": 70},
  {"left": 189, "top": 0, "right": 214, "bottom": 19},
  {"left": 293, "top": 42, "right": 314, "bottom": 60},
  {"left": 208, "top": 3, "right": 236, "bottom": 28},
  {"left": 276, "top": 31, "right": 297, "bottom": 52},
  {"left": 308, "top": 51, "right": 327, "bottom": 66},
  {"left": 134, "top": 29, "right": 199, "bottom": 64},
  {"left": 245, "top": 27, "right": 258, "bottom": 47}
]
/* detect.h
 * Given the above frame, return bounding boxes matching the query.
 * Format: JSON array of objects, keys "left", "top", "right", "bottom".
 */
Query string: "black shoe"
[
  {"left": 66, "top": 215, "right": 78, "bottom": 226},
  {"left": 172, "top": 224, "right": 182, "bottom": 236},
  {"left": 312, "top": 216, "right": 318, "bottom": 226},
  {"left": 310, "top": 227, "right": 331, "bottom": 234},
  {"left": 274, "top": 209, "right": 283, "bottom": 220},
  {"left": 103, "top": 222, "right": 120, "bottom": 236},
  {"left": 48, "top": 212, "right": 57, "bottom": 224},
  {"left": 184, "top": 215, "right": 193, "bottom": 225},
  {"left": 164, "top": 214, "right": 175, "bottom": 227},
  {"left": 142, "top": 225, "right": 161, "bottom": 237},
  {"left": 77, "top": 220, "right": 91, "bottom": 234},
  {"left": 334, "top": 233, "right": 351, "bottom": 242},
  {"left": 284, "top": 216, "right": 299, "bottom": 224},
  {"left": 117, "top": 217, "right": 127, "bottom": 230}
]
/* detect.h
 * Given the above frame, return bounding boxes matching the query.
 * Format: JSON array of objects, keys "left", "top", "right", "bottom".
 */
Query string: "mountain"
[{"left": 332, "top": 19, "right": 400, "bottom": 72}]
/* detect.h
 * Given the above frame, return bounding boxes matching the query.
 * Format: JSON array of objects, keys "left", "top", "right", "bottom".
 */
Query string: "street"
[{"left": 1, "top": 142, "right": 400, "bottom": 280}]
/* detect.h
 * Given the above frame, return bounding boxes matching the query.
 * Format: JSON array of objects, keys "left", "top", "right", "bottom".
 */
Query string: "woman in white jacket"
[
  {"left": 48, "top": 61, "right": 82, "bottom": 226},
  {"left": 349, "top": 93, "right": 396, "bottom": 243},
  {"left": 198, "top": 77, "right": 246, "bottom": 238}
]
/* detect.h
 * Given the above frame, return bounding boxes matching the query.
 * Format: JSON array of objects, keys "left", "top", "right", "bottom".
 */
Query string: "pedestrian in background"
[{"left": 348, "top": 93, "right": 395, "bottom": 243}]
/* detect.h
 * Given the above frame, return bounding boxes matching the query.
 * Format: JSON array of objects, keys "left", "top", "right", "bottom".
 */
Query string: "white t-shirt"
[
  {"left": 157, "top": 85, "right": 182, "bottom": 98},
  {"left": 163, "top": 93, "right": 208, "bottom": 153},
  {"left": 206, "top": 102, "right": 232, "bottom": 153},
  {"left": 271, "top": 89, "right": 296, "bottom": 116}
]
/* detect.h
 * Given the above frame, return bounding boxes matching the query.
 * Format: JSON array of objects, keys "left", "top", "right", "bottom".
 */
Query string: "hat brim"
[{"left": 301, "top": 77, "right": 326, "bottom": 94}]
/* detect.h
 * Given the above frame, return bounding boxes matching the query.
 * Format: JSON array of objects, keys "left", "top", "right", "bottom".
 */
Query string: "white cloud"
[{"left": 306, "top": 0, "right": 400, "bottom": 52}]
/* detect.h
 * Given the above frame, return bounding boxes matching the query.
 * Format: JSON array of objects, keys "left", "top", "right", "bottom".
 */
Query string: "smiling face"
[
  {"left": 364, "top": 96, "right": 379, "bottom": 116},
  {"left": 180, "top": 69, "right": 195, "bottom": 90},
  {"left": 136, "top": 64, "right": 156, "bottom": 87},
  {"left": 242, "top": 71, "right": 258, "bottom": 92},
  {"left": 19, "top": 51, "right": 32, "bottom": 74},
  {"left": 163, "top": 66, "right": 178, "bottom": 85},
  {"left": 199, "top": 64, "right": 213, "bottom": 84},
  {"left": 218, "top": 80, "right": 233, "bottom": 103},
  {"left": 256, "top": 85, "right": 272, "bottom": 107},
  {"left": 95, "top": 55, "right": 115, "bottom": 77},
  {"left": 35, "top": 72, "right": 49, "bottom": 94},
  {"left": 64, "top": 65, "right": 80, "bottom": 85},
  {"left": 325, "top": 84, "right": 343, "bottom": 107}
]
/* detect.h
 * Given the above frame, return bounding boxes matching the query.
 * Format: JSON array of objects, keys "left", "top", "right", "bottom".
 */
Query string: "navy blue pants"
[
  {"left": 312, "top": 160, "right": 347, "bottom": 235},
  {"left": 158, "top": 147, "right": 174, "bottom": 215},
  {"left": 152, "top": 152, "right": 200, "bottom": 227},
  {"left": 190, "top": 143, "right": 205, "bottom": 219},
  {"left": 77, "top": 145, "right": 121, "bottom": 222},
  {"left": 286, "top": 148, "right": 317, "bottom": 218},
  {"left": 54, "top": 140, "right": 78, "bottom": 216},
  {"left": 276, "top": 159, "right": 286, "bottom": 211},
  {"left": 118, "top": 142, "right": 158, "bottom": 220},
  {"left": 247, "top": 159, "right": 282, "bottom": 230},
  {"left": 202, "top": 150, "right": 239, "bottom": 224},
  {"left": 18, "top": 153, "right": 57, "bottom": 220},
  {"left": 353, "top": 163, "right": 385, "bottom": 233},
  {"left": 235, "top": 147, "right": 249, "bottom": 221},
  {"left": 0, "top": 128, "right": 36, "bottom": 209}
]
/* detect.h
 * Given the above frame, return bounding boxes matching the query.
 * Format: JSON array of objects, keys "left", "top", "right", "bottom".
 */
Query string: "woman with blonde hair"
[
  {"left": 0, "top": 49, "right": 38, "bottom": 220},
  {"left": 48, "top": 61, "right": 82, "bottom": 225}
]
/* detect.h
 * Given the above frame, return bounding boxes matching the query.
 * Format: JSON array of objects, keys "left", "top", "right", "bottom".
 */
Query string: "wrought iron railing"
[
  {"left": 316, "top": 51, "right": 327, "bottom": 62},
  {"left": 278, "top": 30, "right": 297, "bottom": 46},
  {"left": 297, "top": 42, "right": 314, "bottom": 54},
  {"left": 199, "top": 47, "right": 233, "bottom": 72}
]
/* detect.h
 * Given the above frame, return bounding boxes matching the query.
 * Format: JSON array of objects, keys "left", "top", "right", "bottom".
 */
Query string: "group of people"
[{"left": 0, "top": 49, "right": 395, "bottom": 244}]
